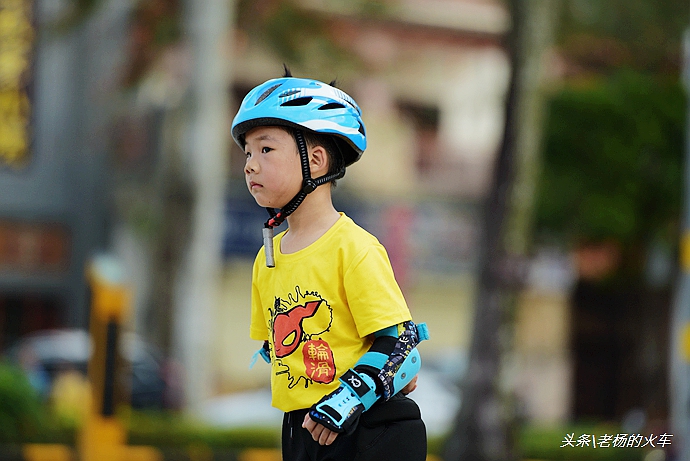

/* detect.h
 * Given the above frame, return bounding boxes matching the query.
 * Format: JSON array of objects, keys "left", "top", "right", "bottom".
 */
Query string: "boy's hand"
[
  {"left": 304, "top": 374, "right": 418, "bottom": 446},
  {"left": 303, "top": 413, "right": 339, "bottom": 446}
]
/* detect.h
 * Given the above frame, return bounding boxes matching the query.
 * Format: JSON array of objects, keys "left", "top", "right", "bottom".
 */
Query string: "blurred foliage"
[
  {"left": 121, "top": 0, "right": 376, "bottom": 86},
  {"left": 50, "top": 0, "right": 104, "bottom": 32},
  {"left": 126, "top": 411, "right": 280, "bottom": 449},
  {"left": 557, "top": 0, "right": 689, "bottom": 74},
  {"left": 536, "top": 71, "right": 685, "bottom": 251},
  {"left": 235, "top": 0, "right": 364, "bottom": 76},
  {"left": 124, "top": 0, "right": 183, "bottom": 86},
  {"left": 518, "top": 424, "right": 645, "bottom": 461},
  {"left": 0, "top": 361, "right": 49, "bottom": 443}
]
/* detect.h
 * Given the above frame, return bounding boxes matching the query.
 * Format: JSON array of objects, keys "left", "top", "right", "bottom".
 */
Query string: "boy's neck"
[{"left": 282, "top": 187, "right": 340, "bottom": 254}]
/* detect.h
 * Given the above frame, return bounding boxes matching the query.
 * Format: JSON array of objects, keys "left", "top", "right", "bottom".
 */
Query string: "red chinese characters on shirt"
[{"left": 302, "top": 339, "right": 335, "bottom": 384}]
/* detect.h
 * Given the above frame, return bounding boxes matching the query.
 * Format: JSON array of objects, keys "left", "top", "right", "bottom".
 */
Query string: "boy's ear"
[{"left": 309, "top": 145, "right": 329, "bottom": 176}]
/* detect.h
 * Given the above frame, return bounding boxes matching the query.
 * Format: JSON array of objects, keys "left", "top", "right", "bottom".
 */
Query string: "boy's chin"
[
  {"left": 249, "top": 190, "right": 292, "bottom": 210},
  {"left": 249, "top": 192, "right": 270, "bottom": 208},
  {"left": 254, "top": 198, "right": 286, "bottom": 210}
]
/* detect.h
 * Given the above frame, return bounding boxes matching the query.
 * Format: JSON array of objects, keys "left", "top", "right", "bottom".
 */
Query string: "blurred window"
[
  {"left": 0, "top": 221, "right": 70, "bottom": 273},
  {"left": 398, "top": 101, "right": 440, "bottom": 174}
]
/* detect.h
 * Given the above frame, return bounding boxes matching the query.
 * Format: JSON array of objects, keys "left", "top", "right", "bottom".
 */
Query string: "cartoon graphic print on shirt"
[{"left": 269, "top": 286, "right": 335, "bottom": 389}]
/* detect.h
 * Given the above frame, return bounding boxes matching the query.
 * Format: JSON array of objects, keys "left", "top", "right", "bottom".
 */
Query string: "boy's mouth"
[{"left": 249, "top": 181, "right": 263, "bottom": 190}]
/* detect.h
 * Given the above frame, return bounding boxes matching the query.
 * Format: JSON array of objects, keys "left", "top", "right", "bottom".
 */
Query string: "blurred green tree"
[
  {"left": 235, "top": 0, "right": 363, "bottom": 75},
  {"left": 535, "top": 0, "right": 688, "bottom": 279},
  {"left": 536, "top": 71, "right": 685, "bottom": 267}
]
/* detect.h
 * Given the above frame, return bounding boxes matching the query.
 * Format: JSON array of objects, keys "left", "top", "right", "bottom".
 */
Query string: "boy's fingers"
[
  {"left": 303, "top": 415, "right": 325, "bottom": 442},
  {"left": 323, "top": 430, "right": 339, "bottom": 445},
  {"left": 316, "top": 426, "right": 338, "bottom": 445},
  {"left": 302, "top": 413, "right": 316, "bottom": 431},
  {"left": 303, "top": 414, "right": 339, "bottom": 445},
  {"left": 311, "top": 425, "right": 325, "bottom": 442}
]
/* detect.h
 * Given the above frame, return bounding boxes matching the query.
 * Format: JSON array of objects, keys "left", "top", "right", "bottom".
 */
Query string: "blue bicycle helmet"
[{"left": 231, "top": 77, "right": 366, "bottom": 167}]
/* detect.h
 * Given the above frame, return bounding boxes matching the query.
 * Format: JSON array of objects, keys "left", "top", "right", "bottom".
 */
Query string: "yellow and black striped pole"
[
  {"left": 19, "top": 255, "right": 160, "bottom": 460},
  {"left": 79, "top": 254, "right": 130, "bottom": 461},
  {"left": 78, "top": 255, "right": 161, "bottom": 461}
]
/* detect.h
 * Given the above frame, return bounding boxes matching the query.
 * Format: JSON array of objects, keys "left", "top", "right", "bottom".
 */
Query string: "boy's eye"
[{"left": 261, "top": 146, "right": 272, "bottom": 154}]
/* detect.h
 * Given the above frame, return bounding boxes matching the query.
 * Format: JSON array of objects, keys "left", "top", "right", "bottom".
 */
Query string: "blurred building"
[
  {"left": 0, "top": 1, "right": 129, "bottom": 348},
  {"left": 0, "top": 0, "right": 229, "bottom": 412}
]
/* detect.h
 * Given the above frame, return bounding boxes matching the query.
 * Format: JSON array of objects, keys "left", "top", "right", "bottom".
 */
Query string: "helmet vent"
[
  {"left": 279, "top": 89, "right": 301, "bottom": 98},
  {"left": 358, "top": 122, "right": 366, "bottom": 135},
  {"left": 281, "top": 97, "right": 313, "bottom": 107},
  {"left": 318, "top": 102, "right": 346, "bottom": 110},
  {"left": 255, "top": 84, "right": 282, "bottom": 106}
]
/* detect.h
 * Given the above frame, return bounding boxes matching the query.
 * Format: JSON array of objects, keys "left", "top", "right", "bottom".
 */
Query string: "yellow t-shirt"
[{"left": 250, "top": 213, "right": 412, "bottom": 412}]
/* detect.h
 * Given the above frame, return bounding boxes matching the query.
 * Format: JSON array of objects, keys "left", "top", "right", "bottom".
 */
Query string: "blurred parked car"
[{"left": 5, "top": 328, "right": 183, "bottom": 410}]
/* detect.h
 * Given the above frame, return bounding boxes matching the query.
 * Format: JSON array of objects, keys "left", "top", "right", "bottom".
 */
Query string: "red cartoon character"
[{"left": 272, "top": 300, "right": 322, "bottom": 358}]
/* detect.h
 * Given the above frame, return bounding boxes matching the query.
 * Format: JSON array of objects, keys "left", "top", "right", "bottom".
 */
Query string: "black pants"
[{"left": 282, "top": 394, "right": 427, "bottom": 461}]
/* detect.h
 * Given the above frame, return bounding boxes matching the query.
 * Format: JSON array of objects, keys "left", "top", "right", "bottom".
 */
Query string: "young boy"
[{"left": 232, "top": 71, "right": 428, "bottom": 461}]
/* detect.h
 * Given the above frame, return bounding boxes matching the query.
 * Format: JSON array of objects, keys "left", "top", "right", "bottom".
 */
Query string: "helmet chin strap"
[{"left": 262, "top": 130, "right": 345, "bottom": 267}]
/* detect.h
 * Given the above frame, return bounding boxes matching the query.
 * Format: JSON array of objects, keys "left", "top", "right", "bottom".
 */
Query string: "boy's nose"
[{"left": 245, "top": 156, "right": 258, "bottom": 174}]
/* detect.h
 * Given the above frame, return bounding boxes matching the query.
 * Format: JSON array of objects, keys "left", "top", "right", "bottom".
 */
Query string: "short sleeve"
[
  {"left": 343, "top": 243, "right": 412, "bottom": 338},
  {"left": 249, "top": 251, "right": 269, "bottom": 341}
]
